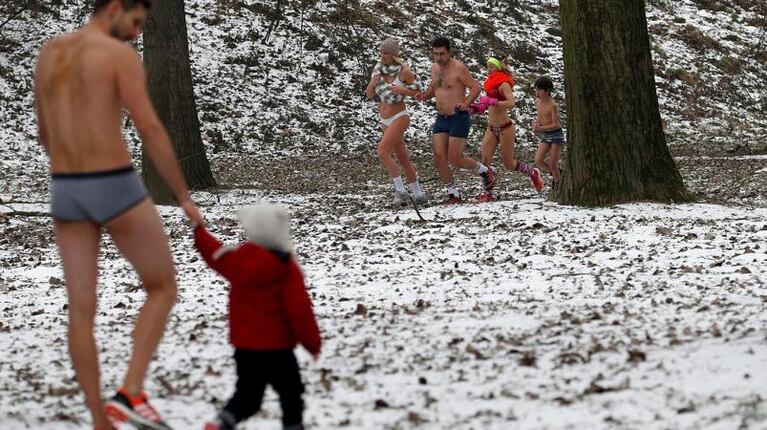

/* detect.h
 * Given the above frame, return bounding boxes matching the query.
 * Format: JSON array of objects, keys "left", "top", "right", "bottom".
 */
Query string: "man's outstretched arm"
[
  {"left": 33, "top": 53, "right": 49, "bottom": 154},
  {"left": 116, "top": 47, "right": 202, "bottom": 224}
]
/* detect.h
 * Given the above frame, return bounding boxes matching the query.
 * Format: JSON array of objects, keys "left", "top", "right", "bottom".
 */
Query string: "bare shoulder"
[
  {"left": 547, "top": 99, "right": 559, "bottom": 111},
  {"left": 101, "top": 37, "right": 141, "bottom": 61},
  {"left": 36, "top": 34, "right": 68, "bottom": 64},
  {"left": 35, "top": 34, "right": 72, "bottom": 80}
]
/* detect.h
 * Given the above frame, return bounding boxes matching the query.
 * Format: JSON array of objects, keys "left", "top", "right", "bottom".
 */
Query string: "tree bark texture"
[
  {"left": 142, "top": 0, "right": 215, "bottom": 205},
  {"left": 556, "top": 0, "right": 691, "bottom": 206}
]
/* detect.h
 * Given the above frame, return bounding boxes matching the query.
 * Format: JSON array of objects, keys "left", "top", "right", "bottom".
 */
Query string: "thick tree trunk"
[
  {"left": 555, "top": 0, "right": 692, "bottom": 206},
  {"left": 142, "top": 0, "right": 215, "bottom": 205}
]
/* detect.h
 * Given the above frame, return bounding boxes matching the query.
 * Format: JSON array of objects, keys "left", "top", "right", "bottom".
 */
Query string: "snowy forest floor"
[{"left": 1, "top": 144, "right": 767, "bottom": 429}]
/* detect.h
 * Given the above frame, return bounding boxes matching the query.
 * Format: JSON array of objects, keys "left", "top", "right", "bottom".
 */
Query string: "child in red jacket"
[{"left": 194, "top": 204, "right": 321, "bottom": 430}]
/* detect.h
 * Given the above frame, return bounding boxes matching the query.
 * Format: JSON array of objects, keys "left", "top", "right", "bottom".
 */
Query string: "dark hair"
[
  {"left": 535, "top": 76, "right": 554, "bottom": 93},
  {"left": 432, "top": 37, "right": 451, "bottom": 51},
  {"left": 94, "top": 0, "right": 152, "bottom": 14}
]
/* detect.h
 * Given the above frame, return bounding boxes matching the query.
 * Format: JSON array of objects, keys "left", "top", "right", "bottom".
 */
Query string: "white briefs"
[{"left": 381, "top": 110, "right": 409, "bottom": 127}]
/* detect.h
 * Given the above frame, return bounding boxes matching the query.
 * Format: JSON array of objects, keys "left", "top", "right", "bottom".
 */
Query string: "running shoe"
[
  {"left": 478, "top": 192, "right": 494, "bottom": 202},
  {"left": 104, "top": 388, "right": 172, "bottom": 430},
  {"left": 480, "top": 167, "right": 496, "bottom": 192},
  {"left": 530, "top": 168, "right": 544, "bottom": 192},
  {"left": 392, "top": 190, "right": 409, "bottom": 208},
  {"left": 445, "top": 195, "right": 463, "bottom": 205},
  {"left": 413, "top": 194, "right": 428, "bottom": 206}
]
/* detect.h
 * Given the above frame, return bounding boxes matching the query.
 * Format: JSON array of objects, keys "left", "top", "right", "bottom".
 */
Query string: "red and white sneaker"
[
  {"left": 478, "top": 192, "right": 494, "bottom": 202},
  {"left": 480, "top": 167, "right": 496, "bottom": 193},
  {"left": 444, "top": 195, "right": 463, "bottom": 205},
  {"left": 105, "top": 387, "right": 172, "bottom": 430},
  {"left": 530, "top": 168, "right": 544, "bottom": 192}
]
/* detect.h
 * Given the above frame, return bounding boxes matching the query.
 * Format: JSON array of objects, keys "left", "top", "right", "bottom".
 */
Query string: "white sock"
[
  {"left": 476, "top": 163, "right": 488, "bottom": 174},
  {"left": 446, "top": 183, "right": 459, "bottom": 197},
  {"left": 409, "top": 181, "right": 425, "bottom": 198},
  {"left": 392, "top": 176, "right": 405, "bottom": 192}
]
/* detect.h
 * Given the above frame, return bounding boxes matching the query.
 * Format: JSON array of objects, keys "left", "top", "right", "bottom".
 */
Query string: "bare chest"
[{"left": 434, "top": 69, "right": 461, "bottom": 89}]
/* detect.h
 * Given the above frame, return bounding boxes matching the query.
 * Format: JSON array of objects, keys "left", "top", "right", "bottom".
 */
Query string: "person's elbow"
[{"left": 135, "top": 119, "right": 166, "bottom": 143}]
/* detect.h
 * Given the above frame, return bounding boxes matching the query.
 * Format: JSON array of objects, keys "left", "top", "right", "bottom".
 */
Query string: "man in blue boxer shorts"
[{"left": 416, "top": 37, "right": 494, "bottom": 204}]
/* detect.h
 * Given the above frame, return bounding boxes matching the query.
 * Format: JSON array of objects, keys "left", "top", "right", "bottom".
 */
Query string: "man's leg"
[
  {"left": 431, "top": 133, "right": 452, "bottom": 185},
  {"left": 446, "top": 136, "right": 478, "bottom": 170},
  {"left": 432, "top": 133, "right": 458, "bottom": 198},
  {"left": 105, "top": 199, "right": 177, "bottom": 395},
  {"left": 55, "top": 220, "right": 110, "bottom": 428}
]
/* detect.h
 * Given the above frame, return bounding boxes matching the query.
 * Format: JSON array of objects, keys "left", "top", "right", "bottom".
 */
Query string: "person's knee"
[
  {"left": 144, "top": 275, "right": 177, "bottom": 304},
  {"left": 68, "top": 293, "right": 97, "bottom": 322},
  {"left": 377, "top": 143, "right": 391, "bottom": 159}
]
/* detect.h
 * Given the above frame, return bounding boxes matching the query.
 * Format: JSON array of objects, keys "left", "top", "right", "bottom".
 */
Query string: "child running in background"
[
  {"left": 194, "top": 204, "right": 321, "bottom": 430},
  {"left": 478, "top": 56, "right": 543, "bottom": 202},
  {"left": 532, "top": 76, "right": 566, "bottom": 189}
]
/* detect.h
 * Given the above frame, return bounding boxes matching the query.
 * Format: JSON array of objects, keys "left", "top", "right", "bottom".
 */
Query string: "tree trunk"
[
  {"left": 555, "top": 0, "right": 691, "bottom": 206},
  {"left": 142, "top": 0, "right": 215, "bottom": 205}
]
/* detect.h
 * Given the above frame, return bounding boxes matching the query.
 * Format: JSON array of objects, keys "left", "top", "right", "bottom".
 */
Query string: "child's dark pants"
[{"left": 223, "top": 349, "right": 305, "bottom": 429}]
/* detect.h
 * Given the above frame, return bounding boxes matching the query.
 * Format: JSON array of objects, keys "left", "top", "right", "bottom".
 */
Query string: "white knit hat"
[{"left": 237, "top": 204, "right": 294, "bottom": 253}]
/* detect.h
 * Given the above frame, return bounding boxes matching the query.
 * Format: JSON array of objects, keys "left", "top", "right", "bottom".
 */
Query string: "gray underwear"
[{"left": 50, "top": 166, "right": 148, "bottom": 225}]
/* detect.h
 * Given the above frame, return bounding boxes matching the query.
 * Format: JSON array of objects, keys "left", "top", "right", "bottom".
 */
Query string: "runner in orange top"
[{"left": 478, "top": 56, "right": 543, "bottom": 201}]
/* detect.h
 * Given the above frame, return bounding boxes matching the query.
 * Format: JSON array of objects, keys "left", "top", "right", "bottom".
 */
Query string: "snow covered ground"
[{"left": 2, "top": 187, "right": 767, "bottom": 429}]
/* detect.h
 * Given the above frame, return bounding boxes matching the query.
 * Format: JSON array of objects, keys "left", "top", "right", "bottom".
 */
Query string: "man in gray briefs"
[{"left": 33, "top": 0, "right": 203, "bottom": 428}]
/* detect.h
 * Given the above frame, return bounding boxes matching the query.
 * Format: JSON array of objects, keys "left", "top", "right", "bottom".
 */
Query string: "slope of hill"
[{"left": 1, "top": 0, "right": 765, "bottom": 164}]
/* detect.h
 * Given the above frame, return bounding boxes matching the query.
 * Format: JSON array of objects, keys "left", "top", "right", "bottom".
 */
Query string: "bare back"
[{"left": 35, "top": 31, "right": 133, "bottom": 173}]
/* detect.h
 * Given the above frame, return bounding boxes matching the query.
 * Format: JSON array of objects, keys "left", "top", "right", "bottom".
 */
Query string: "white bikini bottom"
[{"left": 381, "top": 110, "right": 409, "bottom": 127}]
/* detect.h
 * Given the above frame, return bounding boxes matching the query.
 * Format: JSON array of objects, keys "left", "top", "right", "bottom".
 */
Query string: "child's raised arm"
[{"left": 192, "top": 227, "right": 245, "bottom": 278}]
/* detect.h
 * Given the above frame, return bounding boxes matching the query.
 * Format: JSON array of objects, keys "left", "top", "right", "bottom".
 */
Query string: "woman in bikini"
[
  {"left": 478, "top": 56, "right": 543, "bottom": 201},
  {"left": 365, "top": 37, "right": 427, "bottom": 207}
]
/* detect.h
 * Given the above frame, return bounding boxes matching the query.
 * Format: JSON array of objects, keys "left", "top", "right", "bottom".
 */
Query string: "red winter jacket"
[{"left": 193, "top": 226, "right": 321, "bottom": 355}]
